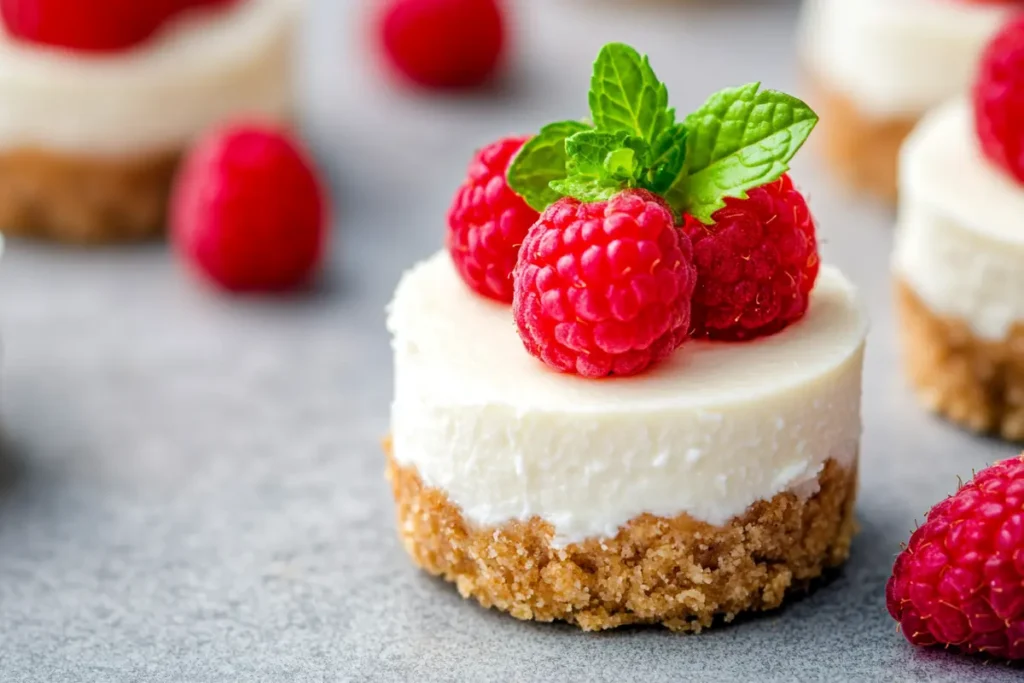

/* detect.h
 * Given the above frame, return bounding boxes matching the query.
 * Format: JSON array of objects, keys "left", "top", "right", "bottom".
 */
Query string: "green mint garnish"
[
  {"left": 647, "top": 123, "right": 688, "bottom": 194},
  {"left": 588, "top": 43, "right": 674, "bottom": 144},
  {"left": 565, "top": 130, "right": 646, "bottom": 182},
  {"left": 505, "top": 45, "right": 817, "bottom": 221},
  {"left": 548, "top": 130, "right": 648, "bottom": 202},
  {"left": 507, "top": 120, "right": 592, "bottom": 212},
  {"left": 671, "top": 82, "right": 818, "bottom": 223}
]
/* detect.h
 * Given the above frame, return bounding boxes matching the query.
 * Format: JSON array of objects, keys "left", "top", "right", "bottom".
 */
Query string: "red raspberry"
[
  {"left": 171, "top": 122, "right": 329, "bottom": 293},
  {"left": 975, "top": 16, "right": 1024, "bottom": 184},
  {"left": 512, "top": 190, "right": 696, "bottom": 378},
  {"left": 447, "top": 136, "right": 538, "bottom": 302},
  {"left": 681, "top": 174, "right": 819, "bottom": 341},
  {"left": 0, "top": 0, "right": 180, "bottom": 52},
  {"left": 886, "top": 455, "right": 1024, "bottom": 660},
  {"left": 377, "top": 0, "right": 505, "bottom": 89}
]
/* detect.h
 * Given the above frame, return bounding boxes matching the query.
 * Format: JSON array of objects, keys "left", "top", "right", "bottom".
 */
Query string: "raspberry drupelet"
[
  {"left": 447, "top": 136, "right": 539, "bottom": 302},
  {"left": 512, "top": 189, "right": 696, "bottom": 378},
  {"left": 974, "top": 16, "right": 1024, "bottom": 184},
  {"left": 886, "top": 455, "right": 1024, "bottom": 660},
  {"left": 682, "top": 174, "right": 819, "bottom": 341}
]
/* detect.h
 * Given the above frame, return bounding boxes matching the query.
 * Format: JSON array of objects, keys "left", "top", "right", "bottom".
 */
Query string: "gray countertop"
[{"left": 0, "top": 1, "right": 1021, "bottom": 681}]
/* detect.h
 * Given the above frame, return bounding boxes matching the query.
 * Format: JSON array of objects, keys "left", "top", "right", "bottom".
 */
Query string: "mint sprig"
[
  {"left": 670, "top": 83, "right": 818, "bottom": 222},
  {"left": 505, "top": 45, "right": 817, "bottom": 223}
]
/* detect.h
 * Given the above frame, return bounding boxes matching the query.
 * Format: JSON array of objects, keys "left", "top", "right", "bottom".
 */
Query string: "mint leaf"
[
  {"left": 671, "top": 82, "right": 818, "bottom": 222},
  {"left": 547, "top": 130, "right": 648, "bottom": 205},
  {"left": 588, "top": 43, "right": 673, "bottom": 144},
  {"left": 549, "top": 176, "right": 621, "bottom": 204},
  {"left": 564, "top": 130, "right": 647, "bottom": 183},
  {"left": 646, "top": 123, "right": 688, "bottom": 193},
  {"left": 605, "top": 147, "right": 639, "bottom": 181},
  {"left": 507, "top": 120, "right": 592, "bottom": 211}
]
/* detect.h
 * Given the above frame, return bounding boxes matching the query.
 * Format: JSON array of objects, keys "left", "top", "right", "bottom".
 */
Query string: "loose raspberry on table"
[
  {"left": 681, "top": 174, "right": 819, "bottom": 341},
  {"left": 171, "top": 122, "right": 329, "bottom": 293},
  {"left": 0, "top": 0, "right": 179, "bottom": 52},
  {"left": 377, "top": 0, "right": 505, "bottom": 89},
  {"left": 886, "top": 455, "right": 1024, "bottom": 661},
  {"left": 974, "top": 16, "right": 1024, "bottom": 184},
  {"left": 447, "top": 136, "right": 538, "bottom": 302},
  {"left": 512, "top": 190, "right": 696, "bottom": 378}
]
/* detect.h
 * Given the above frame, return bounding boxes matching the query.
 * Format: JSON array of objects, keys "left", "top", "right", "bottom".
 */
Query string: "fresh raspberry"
[
  {"left": 512, "top": 190, "right": 696, "bottom": 378},
  {"left": 377, "top": 0, "right": 505, "bottom": 89},
  {"left": 681, "top": 174, "right": 819, "bottom": 341},
  {"left": 886, "top": 455, "right": 1024, "bottom": 660},
  {"left": 447, "top": 136, "right": 538, "bottom": 302},
  {"left": 0, "top": 0, "right": 180, "bottom": 52},
  {"left": 975, "top": 16, "right": 1024, "bottom": 184},
  {"left": 171, "top": 122, "right": 329, "bottom": 293}
]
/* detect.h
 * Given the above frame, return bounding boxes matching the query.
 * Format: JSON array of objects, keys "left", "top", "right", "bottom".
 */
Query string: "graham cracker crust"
[
  {"left": 0, "top": 147, "right": 180, "bottom": 244},
  {"left": 809, "top": 77, "right": 918, "bottom": 204},
  {"left": 385, "top": 445, "right": 858, "bottom": 632},
  {"left": 896, "top": 278, "right": 1024, "bottom": 440}
]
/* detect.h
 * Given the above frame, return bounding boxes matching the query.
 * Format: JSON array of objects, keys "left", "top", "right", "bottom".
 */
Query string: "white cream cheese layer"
[
  {"left": 894, "top": 100, "right": 1024, "bottom": 340},
  {"left": 388, "top": 251, "right": 867, "bottom": 547},
  {"left": 0, "top": 0, "right": 300, "bottom": 156},
  {"left": 800, "top": 0, "right": 1010, "bottom": 117}
]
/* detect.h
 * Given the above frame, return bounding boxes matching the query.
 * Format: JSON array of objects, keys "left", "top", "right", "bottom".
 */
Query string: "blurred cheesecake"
[
  {"left": 799, "top": 0, "right": 1013, "bottom": 201},
  {"left": 0, "top": 0, "right": 301, "bottom": 244},
  {"left": 893, "top": 100, "right": 1024, "bottom": 439}
]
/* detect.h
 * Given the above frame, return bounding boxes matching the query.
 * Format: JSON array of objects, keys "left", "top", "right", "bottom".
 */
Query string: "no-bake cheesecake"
[
  {"left": 387, "top": 43, "right": 868, "bottom": 631},
  {"left": 0, "top": 0, "right": 300, "bottom": 244},
  {"left": 894, "top": 17, "right": 1024, "bottom": 439},
  {"left": 799, "top": 0, "right": 1014, "bottom": 201}
]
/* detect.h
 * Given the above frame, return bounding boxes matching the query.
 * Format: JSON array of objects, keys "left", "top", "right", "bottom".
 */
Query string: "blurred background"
[{"left": 0, "top": 1, "right": 1018, "bottom": 681}]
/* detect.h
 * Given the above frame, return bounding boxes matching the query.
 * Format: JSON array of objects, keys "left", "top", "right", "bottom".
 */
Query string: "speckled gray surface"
[{"left": 0, "top": 1, "right": 1021, "bottom": 681}]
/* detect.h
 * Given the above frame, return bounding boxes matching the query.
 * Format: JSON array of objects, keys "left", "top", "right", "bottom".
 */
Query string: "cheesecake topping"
[{"left": 442, "top": 43, "right": 822, "bottom": 378}]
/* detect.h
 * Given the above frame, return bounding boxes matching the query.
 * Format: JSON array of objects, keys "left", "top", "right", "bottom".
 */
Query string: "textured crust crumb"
[
  {"left": 385, "top": 444, "right": 858, "bottom": 632},
  {"left": 0, "top": 147, "right": 180, "bottom": 244},
  {"left": 896, "top": 278, "right": 1024, "bottom": 440},
  {"left": 808, "top": 76, "right": 918, "bottom": 203}
]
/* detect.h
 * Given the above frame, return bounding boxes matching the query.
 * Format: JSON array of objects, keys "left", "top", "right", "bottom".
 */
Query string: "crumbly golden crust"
[
  {"left": 809, "top": 77, "right": 918, "bottom": 204},
  {"left": 385, "top": 445, "right": 858, "bottom": 632},
  {"left": 896, "top": 278, "right": 1024, "bottom": 440},
  {"left": 0, "top": 147, "right": 180, "bottom": 244}
]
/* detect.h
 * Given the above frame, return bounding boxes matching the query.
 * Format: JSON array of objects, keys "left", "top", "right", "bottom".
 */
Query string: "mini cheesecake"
[
  {"left": 387, "top": 251, "right": 867, "bottom": 631},
  {"left": 0, "top": 0, "right": 300, "bottom": 244},
  {"left": 799, "top": 0, "right": 1011, "bottom": 201},
  {"left": 893, "top": 100, "right": 1024, "bottom": 440}
]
